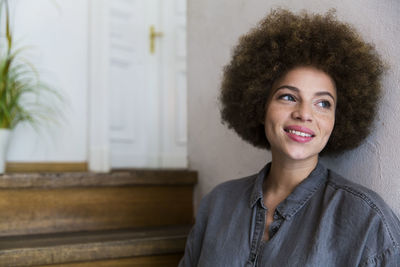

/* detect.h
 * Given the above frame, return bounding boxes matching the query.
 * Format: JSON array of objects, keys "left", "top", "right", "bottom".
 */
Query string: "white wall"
[
  {"left": 6, "top": 0, "right": 88, "bottom": 162},
  {"left": 188, "top": 0, "right": 400, "bottom": 215}
]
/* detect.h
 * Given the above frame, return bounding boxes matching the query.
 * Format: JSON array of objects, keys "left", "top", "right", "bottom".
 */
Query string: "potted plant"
[{"left": 0, "top": 0, "right": 62, "bottom": 173}]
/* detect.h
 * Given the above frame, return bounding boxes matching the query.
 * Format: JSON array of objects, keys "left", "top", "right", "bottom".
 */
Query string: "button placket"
[
  {"left": 247, "top": 202, "right": 266, "bottom": 265},
  {"left": 269, "top": 210, "right": 284, "bottom": 239}
]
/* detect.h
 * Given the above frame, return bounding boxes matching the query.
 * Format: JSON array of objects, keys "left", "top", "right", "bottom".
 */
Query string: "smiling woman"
[{"left": 179, "top": 9, "right": 400, "bottom": 267}]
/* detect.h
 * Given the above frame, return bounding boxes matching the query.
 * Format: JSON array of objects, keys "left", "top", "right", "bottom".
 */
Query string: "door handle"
[{"left": 149, "top": 25, "right": 163, "bottom": 54}]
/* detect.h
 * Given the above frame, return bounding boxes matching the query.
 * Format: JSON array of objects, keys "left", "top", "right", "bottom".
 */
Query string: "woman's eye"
[
  {"left": 317, "top": 100, "right": 331, "bottom": 108},
  {"left": 279, "top": 94, "right": 295, "bottom": 102}
]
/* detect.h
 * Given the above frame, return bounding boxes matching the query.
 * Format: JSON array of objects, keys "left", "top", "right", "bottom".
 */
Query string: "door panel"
[{"left": 109, "top": 0, "right": 161, "bottom": 168}]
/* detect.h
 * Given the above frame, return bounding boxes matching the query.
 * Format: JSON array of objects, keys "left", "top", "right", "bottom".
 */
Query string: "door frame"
[{"left": 88, "top": 0, "right": 110, "bottom": 172}]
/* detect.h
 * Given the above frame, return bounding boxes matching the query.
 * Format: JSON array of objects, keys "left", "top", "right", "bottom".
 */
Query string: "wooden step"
[
  {"left": 0, "top": 225, "right": 190, "bottom": 266},
  {"left": 45, "top": 254, "right": 184, "bottom": 267},
  {"left": 0, "top": 170, "right": 197, "bottom": 236}
]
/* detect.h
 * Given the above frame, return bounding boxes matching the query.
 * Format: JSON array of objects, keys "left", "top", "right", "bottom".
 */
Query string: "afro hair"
[{"left": 220, "top": 9, "right": 384, "bottom": 155}]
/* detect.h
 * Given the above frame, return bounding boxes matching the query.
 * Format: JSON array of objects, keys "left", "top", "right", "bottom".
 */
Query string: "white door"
[
  {"left": 159, "top": 0, "right": 188, "bottom": 168},
  {"left": 88, "top": 0, "right": 187, "bottom": 170}
]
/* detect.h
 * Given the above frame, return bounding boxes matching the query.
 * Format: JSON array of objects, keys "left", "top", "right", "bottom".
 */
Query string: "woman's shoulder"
[
  {"left": 325, "top": 168, "right": 400, "bottom": 243},
  {"left": 196, "top": 171, "right": 262, "bottom": 220},
  {"left": 323, "top": 168, "right": 400, "bottom": 264},
  {"left": 326, "top": 169, "right": 395, "bottom": 214},
  {"left": 201, "top": 172, "right": 258, "bottom": 205},
  {"left": 210, "top": 173, "right": 258, "bottom": 194},
  {"left": 327, "top": 170, "right": 380, "bottom": 200}
]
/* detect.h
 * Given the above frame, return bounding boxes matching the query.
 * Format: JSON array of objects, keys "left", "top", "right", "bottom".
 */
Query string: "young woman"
[{"left": 179, "top": 9, "right": 400, "bottom": 266}]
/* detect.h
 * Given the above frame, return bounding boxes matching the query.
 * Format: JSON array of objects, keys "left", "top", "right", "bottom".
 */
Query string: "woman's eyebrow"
[
  {"left": 275, "top": 85, "right": 299, "bottom": 92},
  {"left": 275, "top": 85, "right": 335, "bottom": 101},
  {"left": 315, "top": 91, "right": 336, "bottom": 101}
]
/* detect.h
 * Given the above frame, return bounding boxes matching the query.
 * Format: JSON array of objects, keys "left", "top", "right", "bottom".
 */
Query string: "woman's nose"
[{"left": 292, "top": 103, "right": 313, "bottom": 122}]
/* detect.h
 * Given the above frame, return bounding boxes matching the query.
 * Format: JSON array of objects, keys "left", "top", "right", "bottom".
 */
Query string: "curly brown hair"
[{"left": 220, "top": 9, "right": 384, "bottom": 155}]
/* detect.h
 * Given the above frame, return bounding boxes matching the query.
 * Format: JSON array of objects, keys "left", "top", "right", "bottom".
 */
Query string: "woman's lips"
[{"left": 284, "top": 125, "right": 315, "bottom": 143}]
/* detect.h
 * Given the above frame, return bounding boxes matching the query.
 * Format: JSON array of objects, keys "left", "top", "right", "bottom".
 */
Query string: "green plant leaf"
[{"left": 0, "top": 0, "right": 64, "bottom": 129}]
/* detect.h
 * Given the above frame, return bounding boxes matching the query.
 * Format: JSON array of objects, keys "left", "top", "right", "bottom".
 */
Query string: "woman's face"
[{"left": 264, "top": 66, "right": 336, "bottom": 162}]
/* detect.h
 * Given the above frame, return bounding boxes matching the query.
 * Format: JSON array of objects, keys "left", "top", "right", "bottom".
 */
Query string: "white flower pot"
[{"left": 0, "top": 129, "right": 10, "bottom": 174}]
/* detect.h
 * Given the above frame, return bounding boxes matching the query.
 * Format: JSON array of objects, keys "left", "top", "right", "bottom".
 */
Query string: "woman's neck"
[{"left": 264, "top": 155, "right": 318, "bottom": 196}]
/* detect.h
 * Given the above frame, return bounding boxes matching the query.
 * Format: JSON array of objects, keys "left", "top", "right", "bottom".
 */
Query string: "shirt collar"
[
  {"left": 249, "top": 163, "right": 270, "bottom": 209},
  {"left": 249, "top": 161, "right": 328, "bottom": 220}
]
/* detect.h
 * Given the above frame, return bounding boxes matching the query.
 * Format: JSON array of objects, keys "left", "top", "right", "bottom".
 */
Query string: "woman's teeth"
[{"left": 288, "top": 129, "right": 312, "bottom": 137}]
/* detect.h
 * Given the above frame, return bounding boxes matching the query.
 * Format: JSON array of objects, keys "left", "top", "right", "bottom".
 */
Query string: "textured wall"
[{"left": 187, "top": 0, "right": 400, "bottom": 215}]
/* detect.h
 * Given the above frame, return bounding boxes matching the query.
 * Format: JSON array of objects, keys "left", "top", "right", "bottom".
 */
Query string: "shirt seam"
[
  {"left": 360, "top": 244, "right": 400, "bottom": 266},
  {"left": 327, "top": 181, "right": 397, "bottom": 245}
]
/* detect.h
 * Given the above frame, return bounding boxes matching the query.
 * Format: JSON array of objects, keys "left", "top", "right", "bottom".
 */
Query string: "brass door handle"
[{"left": 149, "top": 25, "right": 163, "bottom": 54}]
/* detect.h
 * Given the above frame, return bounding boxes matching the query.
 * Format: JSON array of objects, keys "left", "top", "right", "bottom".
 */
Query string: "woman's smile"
[{"left": 284, "top": 125, "right": 315, "bottom": 143}]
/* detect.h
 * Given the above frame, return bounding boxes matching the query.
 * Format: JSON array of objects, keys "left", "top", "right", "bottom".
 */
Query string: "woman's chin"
[
  {"left": 279, "top": 147, "right": 320, "bottom": 162},
  {"left": 270, "top": 142, "right": 326, "bottom": 162}
]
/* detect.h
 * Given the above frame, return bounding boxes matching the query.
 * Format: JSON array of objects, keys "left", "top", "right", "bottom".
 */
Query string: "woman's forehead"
[{"left": 273, "top": 66, "right": 337, "bottom": 98}]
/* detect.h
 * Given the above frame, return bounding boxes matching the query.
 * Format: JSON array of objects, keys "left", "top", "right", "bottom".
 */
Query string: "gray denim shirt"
[{"left": 179, "top": 162, "right": 400, "bottom": 266}]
